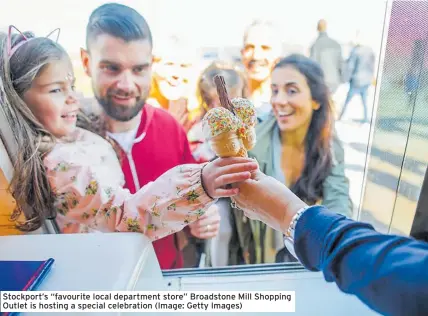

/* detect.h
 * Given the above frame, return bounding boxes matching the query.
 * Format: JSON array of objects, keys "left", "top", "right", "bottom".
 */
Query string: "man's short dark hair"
[{"left": 86, "top": 3, "right": 153, "bottom": 49}]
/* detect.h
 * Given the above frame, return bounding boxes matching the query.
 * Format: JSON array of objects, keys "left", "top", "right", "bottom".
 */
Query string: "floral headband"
[{"left": 7, "top": 25, "right": 61, "bottom": 59}]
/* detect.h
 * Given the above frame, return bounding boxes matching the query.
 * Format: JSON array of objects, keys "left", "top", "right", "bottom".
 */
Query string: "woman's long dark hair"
[{"left": 274, "top": 54, "right": 334, "bottom": 204}]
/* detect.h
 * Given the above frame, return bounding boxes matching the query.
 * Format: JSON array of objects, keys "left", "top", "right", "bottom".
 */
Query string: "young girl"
[
  {"left": 187, "top": 61, "right": 249, "bottom": 267},
  {"left": 0, "top": 29, "right": 257, "bottom": 238}
]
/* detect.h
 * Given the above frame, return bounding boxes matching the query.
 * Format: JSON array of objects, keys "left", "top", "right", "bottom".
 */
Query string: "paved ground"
[
  {"left": 334, "top": 82, "right": 428, "bottom": 235},
  {"left": 333, "top": 83, "right": 374, "bottom": 218}
]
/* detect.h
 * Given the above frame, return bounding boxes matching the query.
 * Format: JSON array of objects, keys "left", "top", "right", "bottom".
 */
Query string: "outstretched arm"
[
  {"left": 234, "top": 170, "right": 428, "bottom": 316},
  {"left": 295, "top": 206, "right": 428, "bottom": 316},
  {"left": 45, "top": 141, "right": 257, "bottom": 239}
]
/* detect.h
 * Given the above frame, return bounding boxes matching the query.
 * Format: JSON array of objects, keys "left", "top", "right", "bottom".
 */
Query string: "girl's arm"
[
  {"left": 46, "top": 153, "right": 214, "bottom": 240},
  {"left": 44, "top": 138, "right": 257, "bottom": 239}
]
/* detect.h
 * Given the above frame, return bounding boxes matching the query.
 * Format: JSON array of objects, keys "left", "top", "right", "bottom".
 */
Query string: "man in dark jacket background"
[{"left": 310, "top": 19, "right": 343, "bottom": 94}]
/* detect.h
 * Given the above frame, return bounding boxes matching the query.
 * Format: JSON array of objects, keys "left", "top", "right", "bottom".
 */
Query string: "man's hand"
[
  {"left": 189, "top": 204, "right": 220, "bottom": 239},
  {"left": 201, "top": 157, "right": 258, "bottom": 198},
  {"left": 233, "top": 170, "right": 307, "bottom": 234}
]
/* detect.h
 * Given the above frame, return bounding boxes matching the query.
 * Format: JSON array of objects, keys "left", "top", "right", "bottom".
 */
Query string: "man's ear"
[{"left": 80, "top": 48, "right": 91, "bottom": 77}]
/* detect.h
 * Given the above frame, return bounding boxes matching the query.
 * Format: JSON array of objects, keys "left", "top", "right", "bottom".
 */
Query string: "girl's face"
[
  {"left": 23, "top": 58, "right": 81, "bottom": 138},
  {"left": 270, "top": 66, "right": 320, "bottom": 132}
]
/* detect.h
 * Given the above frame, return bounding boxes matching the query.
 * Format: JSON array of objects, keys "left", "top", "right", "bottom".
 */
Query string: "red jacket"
[{"left": 117, "top": 104, "right": 195, "bottom": 269}]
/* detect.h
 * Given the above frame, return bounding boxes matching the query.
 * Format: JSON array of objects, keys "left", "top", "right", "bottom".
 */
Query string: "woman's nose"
[{"left": 272, "top": 91, "right": 288, "bottom": 106}]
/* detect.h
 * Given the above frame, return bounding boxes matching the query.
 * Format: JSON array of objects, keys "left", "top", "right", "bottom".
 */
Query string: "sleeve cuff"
[
  {"left": 294, "top": 205, "right": 347, "bottom": 271},
  {"left": 184, "top": 163, "right": 217, "bottom": 207}
]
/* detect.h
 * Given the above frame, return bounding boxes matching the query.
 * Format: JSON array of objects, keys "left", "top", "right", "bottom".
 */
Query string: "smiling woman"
[{"left": 230, "top": 54, "right": 353, "bottom": 265}]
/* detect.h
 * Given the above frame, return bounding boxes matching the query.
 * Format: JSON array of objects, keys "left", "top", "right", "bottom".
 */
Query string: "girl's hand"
[{"left": 201, "top": 157, "right": 258, "bottom": 199}]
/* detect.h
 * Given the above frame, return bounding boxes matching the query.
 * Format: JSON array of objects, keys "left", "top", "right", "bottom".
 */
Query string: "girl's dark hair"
[{"left": 274, "top": 54, "right": 334, "bottom": 204}]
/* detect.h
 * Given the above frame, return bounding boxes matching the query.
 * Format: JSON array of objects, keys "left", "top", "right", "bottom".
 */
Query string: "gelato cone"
[
  {"left": 209, "top": 130, "right": 243, "bottom": 157},
  {"left": 231, "top": 97, "right": 257, "bottom": 128},
  {"left": 202, "top": 107, "right": 242, "bottom": 157},
  {"left": 236, "top": 147, "right": 248, "bottom": 157},
  {"left": 231, "top": 97, "right": 257, "bottom": 150},
  {"left": 202, "top": 98, "right": 257, "bottom": 158},
  {"left": 242, "top": 128, "right": 257, "bottom": 150},
  {"left": 202, "top": 107, "right": 239, "bottom": 138}
]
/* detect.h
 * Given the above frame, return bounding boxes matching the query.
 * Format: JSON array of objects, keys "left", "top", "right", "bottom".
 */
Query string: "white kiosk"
[{"left": 0, "top": 233, "right": 378, "bottom": 316}]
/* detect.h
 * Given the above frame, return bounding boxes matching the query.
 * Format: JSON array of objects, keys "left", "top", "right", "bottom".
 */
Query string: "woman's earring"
[{"left": 313, "top": 101, "right": 321, "bottom": 110}]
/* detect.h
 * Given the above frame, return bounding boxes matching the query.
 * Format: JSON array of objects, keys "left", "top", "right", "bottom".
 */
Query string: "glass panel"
[
  {"left": 0, "top": 0, "right": 395, "bottom": 273},
  {"left": 390, "top": 33, "right": 428, "bottom": 235},
  {"left": 359, "top": 0, "right": 428, "bottom": 235}
]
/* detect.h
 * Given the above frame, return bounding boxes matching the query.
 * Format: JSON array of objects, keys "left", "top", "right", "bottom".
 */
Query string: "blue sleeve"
[{"left": 294, "top": 205, "right": 428, "bottom": 316}]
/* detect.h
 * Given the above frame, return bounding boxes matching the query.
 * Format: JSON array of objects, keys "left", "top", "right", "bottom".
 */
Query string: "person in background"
[
  {"left": 233, "top": 54, "right": 352, "bottom": 265},
  {"left": 233, "top": 168, "right": 428, "bottom": 316},
  {"left": 79, "top": 3, "right": 221, "bottom": 269},
  {"left": 188, "top": 60, "right": 250, "bottom": 267},
  {"left": 310, "top": 19, "right": 343, "bottom": 95},
  {"left": 240, "top": 20, "right": 282, "bottom": 117},
  {"left": 339, "top": 30, "right": 375, "bottom": 123},
  {"left": 147, "top": 35, "right": 198, "bottom": 133},
  {"left": 404, "top": 40, "right": 424, "bottom": 107}
]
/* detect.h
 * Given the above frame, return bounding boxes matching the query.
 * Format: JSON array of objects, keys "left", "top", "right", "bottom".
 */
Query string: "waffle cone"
[
  {"left": 209, "top": 130, "right": 243, "bottom": 157},
  {"left": 242, "top": 129, "right": 256, "bottom": 150}
]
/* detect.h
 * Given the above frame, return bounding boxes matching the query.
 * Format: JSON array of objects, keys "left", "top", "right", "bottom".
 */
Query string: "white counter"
[{"left": 0, "top": 233, "right": 165, "bottom": 291}]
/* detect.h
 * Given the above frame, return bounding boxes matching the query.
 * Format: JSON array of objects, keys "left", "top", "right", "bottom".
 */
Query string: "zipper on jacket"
[
  {"left": 127, "top": 153, "right": 141, "bottom": 191},
  {"left": 126, "top": 132, "right": 146, "bottom": 191}
]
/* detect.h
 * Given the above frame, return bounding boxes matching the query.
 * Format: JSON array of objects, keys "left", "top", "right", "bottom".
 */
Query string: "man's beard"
[{"left": 95, "top": 94, "right": 146, "bottom": 122}]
